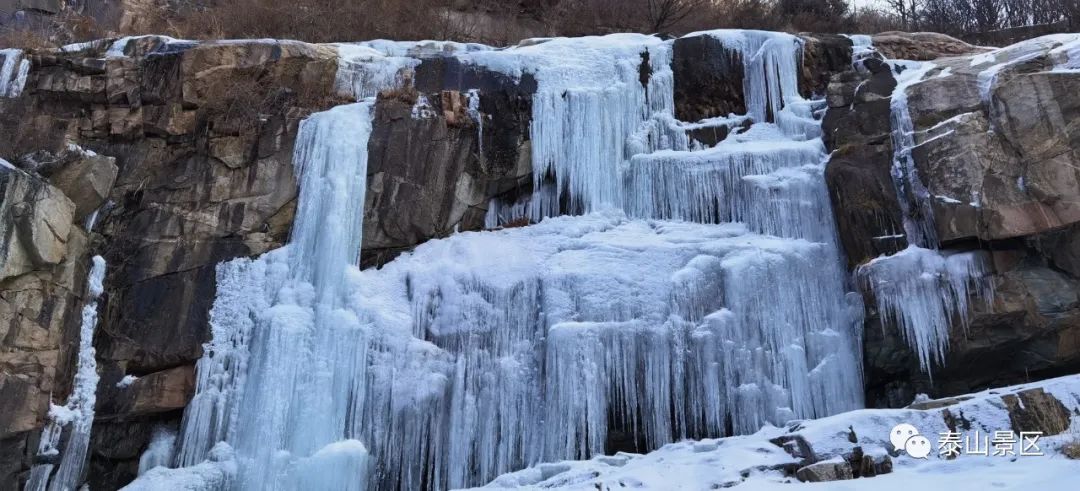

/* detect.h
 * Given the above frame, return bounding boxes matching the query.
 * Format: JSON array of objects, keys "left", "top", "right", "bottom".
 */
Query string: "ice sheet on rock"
[
  {"left": 334, "top": 43, "right": 419, "bottom": 100},
  {"left": 844, "top": 34, "right": 877, "bottom": 70},
  {"left": 432, "top": 34, "right": 676, "bottom": 219},
  {"left": 160, "top": 30, "right": 868, "bottom": 491},
  {"left": 887, "top": 59, "right": 939, "bottom": 248},
  {"left": 25, "top": 256, "right": 107, "bottom": 491},
  {"left": 857, "top": 246, "right": 994, "bottom": 373},
  {"left": 105, "top": 35, "right": 189, "bottom": 58},
  {"left": 344, "top": 211, "right": 862, "bottom": 489},
  {"left": 683, "top": 30, "right": 804, "bottom": 124},
  {"left": 0, "top": 48, "right": 30, "bottom": 98}
]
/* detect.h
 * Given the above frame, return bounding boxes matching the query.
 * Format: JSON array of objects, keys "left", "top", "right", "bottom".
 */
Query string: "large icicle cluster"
[
  {"left": 146, "top": 30, "right": 866, "bottom": 491},
  {"left": 26, "top": 256, "right": 107, "bottom": 491},
  {"left": 857, "top": 247, "right": 993, "bottom": 372}
]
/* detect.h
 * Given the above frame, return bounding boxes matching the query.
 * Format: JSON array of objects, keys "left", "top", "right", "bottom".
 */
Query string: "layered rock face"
[{"left": 823, "top": 33, "right": 1080, "bottom": 407}]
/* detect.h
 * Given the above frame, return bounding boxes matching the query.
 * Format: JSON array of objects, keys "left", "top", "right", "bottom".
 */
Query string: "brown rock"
[
  {"left": 870, "top": 32, "right": 986, "bottom": 61},
  {"left": 1002, "top": 388, "right": 1072, "bottom": 436},
  {"left": 47, "top": 152, "right": 119, "bottom": 223},
  {"left": 0, "top": 167, "right": 75, "bottom": 281},
  {"left": 796, "top": 460, "right": 853, "bottom": 482}
]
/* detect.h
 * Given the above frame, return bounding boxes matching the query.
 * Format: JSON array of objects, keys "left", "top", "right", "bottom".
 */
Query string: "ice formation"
[
  {"left": 857, "top": 40, "right": 995, "bottom": 374},
  {"left": 857, "top": 246, "right": 993, "bottom": 372},
  {"left": 147, "top": 30, "right": 866, "bottom": 491},
  {"left": 0, "top": 48, "right": 30, "bottom": 98},
  {"left": 171, "top": 102, "right": 376, "bottom": 491},
  {"left": 25, "top": 256, "right": 107, "bottom": 491},
  {"left": 138, "top": 427, "right": 178, "bottom": 476}
]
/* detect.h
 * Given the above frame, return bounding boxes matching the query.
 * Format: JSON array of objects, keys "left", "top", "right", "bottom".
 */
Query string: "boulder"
[
  {"left": 98, "top": 365, "right": 196, "bottom": 418},
  {"left": 795, "top": 460, "right": 853, "bottom": 482},
  {"left": 1002, "top": 388, "right": 1072, "bottom": 436},
  {"left": 46, "top": 151, "right": 119, "bottom": 223},
  {"left": 0, "top": 166, "right": 75, "bottom": 281}
]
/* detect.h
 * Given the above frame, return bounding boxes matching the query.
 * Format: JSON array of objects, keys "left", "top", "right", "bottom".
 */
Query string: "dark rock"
[
  {"left": 769, "top": 434, "right": 818, "bottom": 465},
  {"left": 672, "top": 34, "right": 745, "bottom": 122}
]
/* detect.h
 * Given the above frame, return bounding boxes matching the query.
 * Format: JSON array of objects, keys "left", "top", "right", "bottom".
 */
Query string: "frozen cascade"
[
  {"left": 0, "top": 48, "right": 31, "bottom": 98},
  {"left": 138, "top": 427, "right": 178, "bottom": 476},
  {"left": 25, "top": 256, "right": 107, "bottom": 491},
  {"left": 168, "top": 102, "right": 376, "bottom": 490},
  {"left": 152, "top": 31, "right": 865, "bottom": 491},
  {"left": 857, "top": 39, "right": 994, "bottom": 374},
  {"left": 887, "top": 59, "right": 939, "bottom": 247}
]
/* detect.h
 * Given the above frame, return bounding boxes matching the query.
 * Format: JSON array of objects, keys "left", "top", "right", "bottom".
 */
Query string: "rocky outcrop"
[
  {"left": 823, "top": 34, "right": 1080, "bottom": 406},
  {"left": 364, "top": 56, "right": 535, "bottom": 266},
  {"left": 870, "top": 32, "right": 987, "bottom": 61},
  {"left": 672, "top": 32, "right": 853, "bottom": 123},
  {"left": 0, "top": 165, "right": 89, "bottom": 487},
  {"left": 0, "top": 33, "right": 544, "bottom": 487},
  {"left": 0, "top": 36, "right": 342, "bottom": 487}
]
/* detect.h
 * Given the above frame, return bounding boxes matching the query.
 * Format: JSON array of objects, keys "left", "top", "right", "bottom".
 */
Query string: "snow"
[
  {"left": 25, "top": 256, "right": 107, "bottom": 491},
  {"left": 478, "top": 374, "right": 1080, "bottom": 490},
  {"left": 0, "top": 48, "right": 30, "bottom": 98},
  {"left": 126, "top": 443, "right": 236, "bottom": 491},
  {"left": 334, "top": 43, "right": 420, "bottom": 100},
  {"left": 116, "top": 375, "right": 139, "bottom": 388}
]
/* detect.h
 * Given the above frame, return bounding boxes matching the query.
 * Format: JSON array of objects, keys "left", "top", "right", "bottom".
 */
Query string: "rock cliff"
[{"left": 1, "top": 29, "right": 1079, "bottom": 489}]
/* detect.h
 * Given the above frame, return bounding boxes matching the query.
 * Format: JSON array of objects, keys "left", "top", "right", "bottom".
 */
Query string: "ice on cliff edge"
[{"left": 139, "top": 29, "right": 867, "bottom": 491}]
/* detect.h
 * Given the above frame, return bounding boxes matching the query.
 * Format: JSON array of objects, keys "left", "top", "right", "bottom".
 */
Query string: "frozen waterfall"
[
  {"left": 25, "top": 256, "right": 107, "bottom": 491},
  {"left": 143, "top": 30, "right": 866, "bottom": 491}
]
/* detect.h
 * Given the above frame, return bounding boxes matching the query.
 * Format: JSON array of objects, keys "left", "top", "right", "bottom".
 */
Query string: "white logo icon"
[
  {"left": 904, "top": 434, "right": 932, "bottom": 459},
  {"left": 889, "top": 423, "right": 920, "bottom": 450}
]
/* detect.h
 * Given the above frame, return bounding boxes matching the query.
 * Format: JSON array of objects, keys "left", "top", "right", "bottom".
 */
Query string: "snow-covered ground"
[{"left": 478, "top": 374, "right": 1080, "bottom": 490}]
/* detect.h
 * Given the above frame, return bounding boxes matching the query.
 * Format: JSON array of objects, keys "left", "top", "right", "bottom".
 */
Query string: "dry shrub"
[
  {"left": 0, "top": 27, "right": 54, "bottom": 50},
  {"left": 1063, "top": 430, "right": 1080, "bottom": 459}
]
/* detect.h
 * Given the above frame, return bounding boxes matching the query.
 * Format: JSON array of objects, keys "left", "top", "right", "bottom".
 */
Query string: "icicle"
[
  {"left": 467, "top": 89, "right": 484, "bottom": 157},
  {"left": 0, "top": 49, "right": 30, "bottom": 98},
  {"left": 25, "top": 256, "right": 107, "bottom": 491},
  {"left": 862, "top": 41, "right": 996, "bottom": 373},
  {"left": 152, "top": 31, "right": 869, "bottom": 491},
  {"left": 334, "top": 43, "right": 419, "bottom": 101},
  {"left": 857, "top": 246, "right": 994, "bottom": 373}
]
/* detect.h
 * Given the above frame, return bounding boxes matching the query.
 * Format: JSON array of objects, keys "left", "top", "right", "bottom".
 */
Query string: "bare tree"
[
  {"left": 645, "top": 0, "right": 705, "bottom": 32},
  {"left": 970, "top": 0, "right": 1002, "bottom": 31},
  {"left": 883, "top": 0, "right": 923, "bottom": 29}
]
